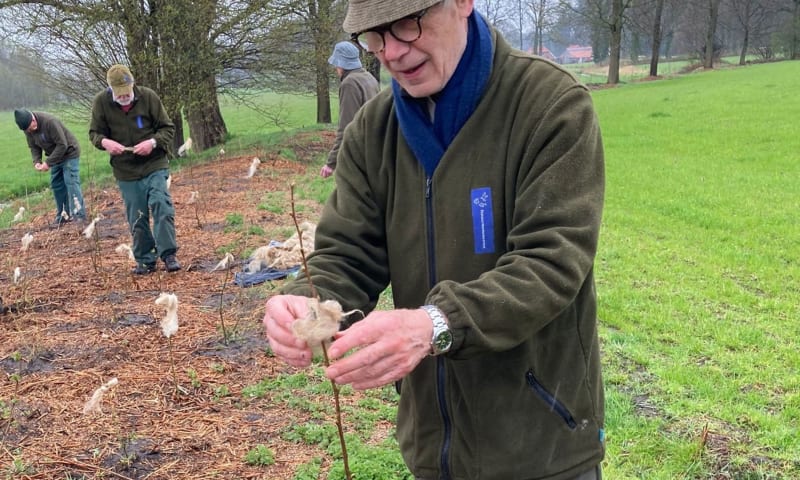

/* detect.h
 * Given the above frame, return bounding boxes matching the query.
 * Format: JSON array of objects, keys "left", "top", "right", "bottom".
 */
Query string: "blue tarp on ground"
[{"left": 233, "top": 265, "right": 300, "bottom": 287}]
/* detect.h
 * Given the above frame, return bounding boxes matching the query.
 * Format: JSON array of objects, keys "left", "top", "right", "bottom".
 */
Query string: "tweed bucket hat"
[{"left": 343, "top": 0, "right": 441, "bottom": 33}]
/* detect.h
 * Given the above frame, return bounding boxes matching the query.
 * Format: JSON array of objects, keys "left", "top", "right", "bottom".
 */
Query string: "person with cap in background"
[
  {"left": 89, "top": 64, "right": 180, "bottom": 275},
  {"left": 264, "top": 0, "right": 606, "bottom": 479},
  {"left": 14, "top": 109, "right": 87, "bottom": 226},
  {"left": 320, "top": 41, "right": 380, "bottom": 178}
]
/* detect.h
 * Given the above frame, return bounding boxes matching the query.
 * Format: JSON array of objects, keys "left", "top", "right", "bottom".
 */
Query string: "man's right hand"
[
  {"left": 320, "top": 165, "right": 334, "bottom": 178},
  {"left": 264, "top": 295, "right": 314, "bottom": 368},
  {"left": 34, "top": 162, "right": 49, "bottom": 172},
  {"left": 101, "top": 138, "right": 126, "bottom": 155}
]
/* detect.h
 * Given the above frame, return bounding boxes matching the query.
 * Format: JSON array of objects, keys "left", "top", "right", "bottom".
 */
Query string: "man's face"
[
  {"left": 376, "top": 0, "right": 473, "bottom": 98},
  {"left": 26, "top": 117, "right": 38, "bottom": 133},
  {"left": 113, "top": 92, "right": 134, "bottom": 106}
]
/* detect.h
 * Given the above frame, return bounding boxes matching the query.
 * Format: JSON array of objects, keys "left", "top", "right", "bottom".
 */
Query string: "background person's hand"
[
  {"left": 264, "top": 295, "right": 315, "bottom": 368},
  {"left": 320, "top": 165, "right": 334, "bottom": 178},
  {"left": 101, "top": 138, "right": 126, "bottom": 155},
  {"left": 133, "top": 139, "right": 155, "bottom": 156},
  {"left": 325, "top": 308, "right": 432, "bottom": 390}
]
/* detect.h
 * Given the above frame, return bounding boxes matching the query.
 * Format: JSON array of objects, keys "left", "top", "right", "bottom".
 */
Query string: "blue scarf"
[{"left": 392, "top": 12, "right": 493, "bottom": 177}]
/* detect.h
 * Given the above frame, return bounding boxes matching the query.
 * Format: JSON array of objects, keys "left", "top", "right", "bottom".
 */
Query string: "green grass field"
[
  {"left": 2, "top": 60, "right": 799, "bottom": 478},
  {"left": 592, "top": 60, "right": 800, "bottom": 478},
  {"left": 0, "top": 91, "right": 325, "bottom": 209}
]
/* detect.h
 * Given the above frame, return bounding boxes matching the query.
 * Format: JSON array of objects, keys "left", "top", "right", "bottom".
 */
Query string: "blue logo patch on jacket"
[{"left": 471, "top": 187, "right": 495, "bottom": 254}]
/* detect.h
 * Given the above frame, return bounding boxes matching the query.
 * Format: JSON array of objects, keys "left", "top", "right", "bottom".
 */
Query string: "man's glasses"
[{"left": 351, "top": 3, "right": 439, "bottom": 53}]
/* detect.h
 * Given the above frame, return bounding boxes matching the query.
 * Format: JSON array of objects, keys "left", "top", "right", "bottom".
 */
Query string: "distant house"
[
  {"left": 526, "top": 46, "right": 557, "bottom": 62},
  {"left": 560, "top": 45, "right": 593, "bottom": 64}
]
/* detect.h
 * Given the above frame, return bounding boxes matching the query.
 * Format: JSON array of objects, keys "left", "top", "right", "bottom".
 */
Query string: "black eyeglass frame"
[{"left": 350, "top": 5, "right": 436, "bottom": 53}]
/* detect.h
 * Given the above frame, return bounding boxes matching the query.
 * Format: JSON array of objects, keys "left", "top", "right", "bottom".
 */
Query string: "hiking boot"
[
  {"left": 132, "top": 263, "right": 157, "bottom": 275},
  {"left": 163, "top": 255, "right": 181, "bottom": 272}
]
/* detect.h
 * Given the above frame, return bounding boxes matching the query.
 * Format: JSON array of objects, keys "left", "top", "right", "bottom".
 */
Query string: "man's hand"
[
  {"left": 320, "top": 165, "right": 334, "bottom": 178},
  {"left": 34, "top": 162, "right": 49, "bottom": 172},
  {"left": 133, "top": 139, "right": 155, "bottom": 156},
  {"left": 264, "top": 295, "right": 315, "bottom": 368},
  {"left": 101, "top": 138, "right": 126, "bottom": 155},
  {"left": 325, "top": 308, "right": 432, "bottom": 390}
]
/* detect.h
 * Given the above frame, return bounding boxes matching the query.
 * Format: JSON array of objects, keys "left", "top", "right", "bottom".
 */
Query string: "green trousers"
[{"left": 117, "top": 168, "right": 178, "bottom": 266}]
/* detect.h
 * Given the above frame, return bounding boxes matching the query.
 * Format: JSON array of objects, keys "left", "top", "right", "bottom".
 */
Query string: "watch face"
[{"left": 434, "top": 330, "right": 453, "bottom": 353}]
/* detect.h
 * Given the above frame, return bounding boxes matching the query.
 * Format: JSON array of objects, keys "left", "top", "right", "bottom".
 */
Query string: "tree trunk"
[
  {"left": 704, "top": 0, "right": 721, "bottom": 69},
  {"left": 186, "top": 76, "right": 227, "bottom": 151},
  {"left": 607, "top": 0, "right": 623, "bottom": 84},
  {"left": 793, "top": 0, "right": 800, "bottom": 60},
  {"left": 366, "top": 54, "right": 381, "bottom": 83},
  {"left": 649, "top": 0, "right": 664, "bottom": 77},
  {"left": 739, "top": 22, "right": 750, "bottom": 65}
]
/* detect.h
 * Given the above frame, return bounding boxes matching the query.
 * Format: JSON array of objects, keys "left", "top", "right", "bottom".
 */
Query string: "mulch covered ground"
[{"left": 0, "top": 130, "right": 372, "bottom": 479}]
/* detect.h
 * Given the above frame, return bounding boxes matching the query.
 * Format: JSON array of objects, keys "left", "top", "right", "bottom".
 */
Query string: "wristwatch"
[{"left": 421, "top": 305, "right": 452, "bottom": 356}]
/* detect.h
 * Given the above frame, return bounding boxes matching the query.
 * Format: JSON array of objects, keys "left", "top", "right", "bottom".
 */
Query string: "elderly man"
[
  {"left": 321, "top": 41, "right": 380, "bottom": 178},
  {"left": 89, "top": 64, "right": 180, "bottom": 275},
  {"left": 14, "top": 109, "right": 86, "bottom": 225},
  {"left": 264, "top": 1, "right": 606, "bottom": 479}
]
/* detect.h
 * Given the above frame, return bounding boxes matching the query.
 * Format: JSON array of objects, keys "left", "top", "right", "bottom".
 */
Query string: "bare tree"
[
  {"left": 703, "top": 0, "right": 723, "bottom": 67},
  {"left": 562, "top": 0, "right": 634, "bottom": 84},
  {"left": 527, "top": 0, "right": 556, "bottom": 55},
  {"left": 0, "top": 0, "right": 344, "bottom": 150},
  {"left": 726, "top": 0, "right": 783, "bottom": 64},
  {"left": 650, "top": 0, "right": 666, "bottom": 75}
]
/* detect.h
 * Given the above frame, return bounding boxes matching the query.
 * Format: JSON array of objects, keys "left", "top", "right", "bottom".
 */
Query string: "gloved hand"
[{"left": 101, "top": 138, "right": 126, "bottom": 155}]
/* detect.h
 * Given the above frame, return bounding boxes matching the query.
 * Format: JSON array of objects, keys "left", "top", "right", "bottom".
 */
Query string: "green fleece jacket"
[
  {"left": 23, "top": 111, "right": 80, "bottom": 166},
  {"left": 283, "top": 30, "right": 605, "bottom": 480},
  {"left": 88, "top": 85, "right": 175, "bottom": 181}
]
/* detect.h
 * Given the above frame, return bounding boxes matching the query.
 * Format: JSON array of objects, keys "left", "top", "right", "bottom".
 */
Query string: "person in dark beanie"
[
  {"left": 14, "top": 109, "right": 87, "bottom": 225},
  {"left": 265, "top": 1, "right": 605, "bottom": 479},
  {"left": 320, "top": 41, "right": 380, "bottom": 178},
  {"left": 88, "top": 64, "right": 180, "bottom": 275}
]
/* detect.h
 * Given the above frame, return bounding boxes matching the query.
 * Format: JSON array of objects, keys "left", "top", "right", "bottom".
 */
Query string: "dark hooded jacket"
[{"left": 22, "top": 111, "right": 80, "bottom": 166}]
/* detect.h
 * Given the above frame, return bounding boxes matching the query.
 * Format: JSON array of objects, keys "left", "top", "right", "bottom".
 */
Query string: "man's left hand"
[
  {"left": 325, "top": 308, "right": 432, "bottom": 390},
  {"left": 133, "top": 139, "right": 155, "bottom": 156}
]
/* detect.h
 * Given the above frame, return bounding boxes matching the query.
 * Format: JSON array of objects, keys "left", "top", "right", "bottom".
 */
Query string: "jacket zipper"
[
  {"left": 426, "top": 176, "right": 452, "bottom": 479},
  {"left": 525, "top": 370, "right": 578, "bottom": 429}
]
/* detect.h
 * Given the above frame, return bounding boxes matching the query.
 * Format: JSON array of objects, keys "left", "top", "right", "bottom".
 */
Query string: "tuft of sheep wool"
[
  {"left": 115, "top": 244, "right": 136, "bottom": 261},
  {"left": 246, "top": 157, "right": 261, "bottom": 178},
  {"left": 20, "top": 233, "right": 33, "bottom": 252},
  {"left": 246, "top": 222, "right": 316, "bottom": 272},
  {"left": 211, "top": 252, "right": 235, "bottom": 272},
  {"left": 155, "top": 293, "right": 179, "bottom": 338},
  {"left": 292, "top": 298, "right": 345, "bottom": 355},
  {"left": 13, "top": 207, "right": 25, "bottom": 222},
  {"left": 83, "top": 377, "right": 119, "bottom": 415}
]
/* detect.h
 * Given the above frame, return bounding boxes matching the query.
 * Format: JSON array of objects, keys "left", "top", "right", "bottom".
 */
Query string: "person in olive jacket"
[
  {"left": 14, "top": 109, "right": 86, "bottom": 225},
  {"left": 264, "top": 0, "right": 606, "bottom": 479},
  {"left": 89, "top": 64, "right": 180, "bottom": 275},
  {"left": 320, "top": 41, "right": 380, "bottom": 178}
]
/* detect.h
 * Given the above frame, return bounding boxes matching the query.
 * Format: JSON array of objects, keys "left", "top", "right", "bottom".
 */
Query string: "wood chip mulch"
[{"left": 0, "top": 130, "right": 371, "bottom": 479}]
